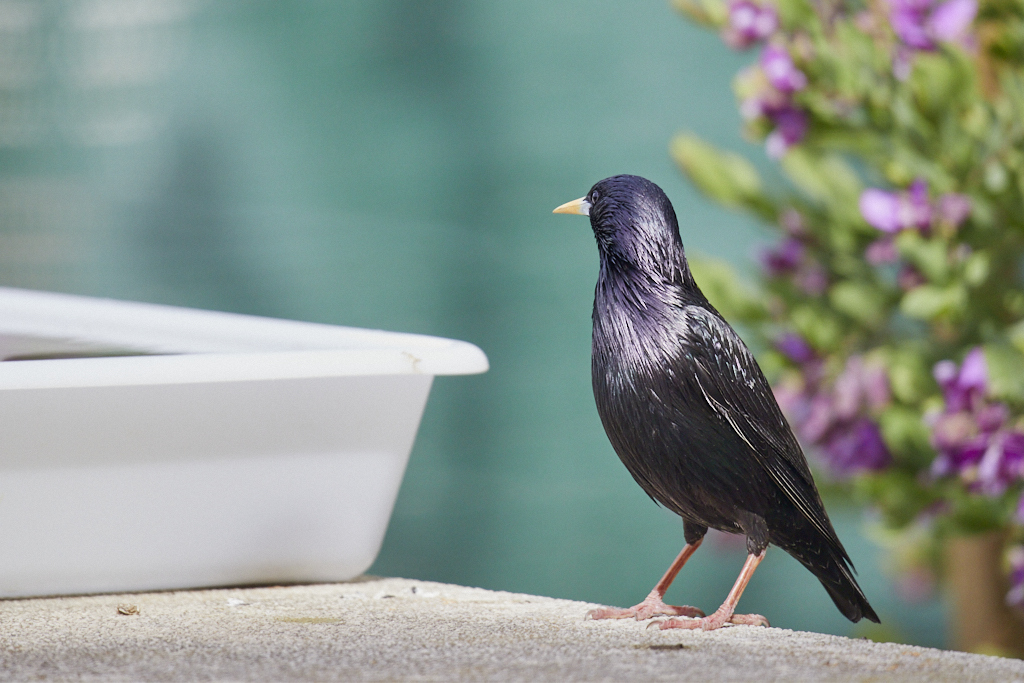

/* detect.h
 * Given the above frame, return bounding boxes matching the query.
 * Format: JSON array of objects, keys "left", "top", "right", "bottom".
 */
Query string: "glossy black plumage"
[{"left": 583, "top": 175, "right": 878, "bottom": 624}]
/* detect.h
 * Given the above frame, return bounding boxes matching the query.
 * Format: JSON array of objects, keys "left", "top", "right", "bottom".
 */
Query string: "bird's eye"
[{"left": 590, "top": 190, "right": 600, "bottom": 203}]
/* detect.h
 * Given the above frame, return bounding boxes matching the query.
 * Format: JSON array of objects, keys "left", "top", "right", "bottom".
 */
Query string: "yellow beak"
[{"left": 552, "top": 196, "right": 590, "bottom": 216}]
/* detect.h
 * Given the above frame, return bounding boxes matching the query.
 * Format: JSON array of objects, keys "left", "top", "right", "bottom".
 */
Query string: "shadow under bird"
[{"left": 553, "top": 175, "right": 879, "bottom": 631}]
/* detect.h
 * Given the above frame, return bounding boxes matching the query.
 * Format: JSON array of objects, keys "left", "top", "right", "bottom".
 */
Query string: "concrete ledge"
[{"left": 0, "top": 576, "right": 1021, "bottom": 681}]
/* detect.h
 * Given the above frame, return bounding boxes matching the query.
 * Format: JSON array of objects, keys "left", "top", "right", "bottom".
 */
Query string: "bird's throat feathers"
[
  {"left": 592, "top": 212, "right": 701, "bottom": 322},
  {"left": 586, "top": 177, "right": 711, "bottom": 377},
  {"left": 585, "top": 175, "right": 708, "bottom": 361},
  {"left": 588, "top": 176, "right": 695, "bottom": 292}
]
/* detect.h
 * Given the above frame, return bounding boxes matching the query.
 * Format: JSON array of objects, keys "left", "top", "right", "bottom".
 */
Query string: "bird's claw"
[
  {"left": 653, "top": 611, "right": 769, "bottom": 631},
  {"left": 637, "top": 603, "right": 704, "bottom": 620},
  {"left": 587, "top": 593, "right": 704, "bottom": 621},
  {"left": 728, "top": 613, "right": 769, "bottom": 627}
]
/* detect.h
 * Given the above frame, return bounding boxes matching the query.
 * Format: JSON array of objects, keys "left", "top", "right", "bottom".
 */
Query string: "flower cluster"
[
  {"left": 774, "top": 339, "right": 893, "bottom": 476},
  {"left": 725, "top": 1, "right": 809, "bottom": 158},
  {"left": 859, "top": 180, "right": 973, "bottom": 290},
  {"left": 673, "top": 0, "right": 1024, "bottom": 627},
  {"left": 859, "top": 179, "right": 972, "bottom": 235},
  {"left": 760, "top": 211, "right": 828, "bottom": 294},
  {"left": 736, "top": 46, "right": 809, "bottom": 158},
  {"left": 928, "top": 349, "right": 1024, "bottom": 496},
  {"left": 888, "top": 0, "right": 978, "bottom": 78},
  {"left": 722, "top": 0, "right": 778, "bottom": 49}
]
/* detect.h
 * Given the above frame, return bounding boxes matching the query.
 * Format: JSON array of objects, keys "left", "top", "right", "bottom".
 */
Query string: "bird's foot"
[
  {"left": 728, "top": 613, "right": 769, "bottom": 627},
  {"left": 587, "top": 589, "right": 705, "bottom": 621},
  {"left": 651, "top": 607, "right": 769, "bottom": 631}
]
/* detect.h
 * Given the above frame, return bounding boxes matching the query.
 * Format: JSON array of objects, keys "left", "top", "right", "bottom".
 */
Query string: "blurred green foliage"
[{"left": 673, "top": 0, "right": 1024, "bottom": 607}]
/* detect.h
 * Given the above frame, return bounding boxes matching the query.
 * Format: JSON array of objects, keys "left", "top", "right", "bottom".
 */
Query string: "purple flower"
[
  {"left": 764, "top": 105, "right": 808, "bottom": 158},
  {"left": 976, "top": 431, "right": 1024, "bottom": 495},
  {"left": 937, "top": 193, "right": 972, "bottom": 227},
  {"left": 897, "top": 264, "right": 926, "bottom": 291},
  {"left": 1007, "top": 545, "right": 1024, "bottom": 611},
  {"left": 927, "top": 349, "right": 994, "bottom": 481},
  {"left": 860, "top": 189, "right": 902, "bottom": 232},
  {"left": 895, "top": 567, "right": 937, "bottom": 603},
  {"left": 736, "top": 54, "right": 809, "bottom": 158},
  {"left": 833, "top": 356, "right": 891, "bottom": 420},
  {"left": 724, "top": 1, "right": 778, "bottom": 49},
  {"left": 795, "top": 263, "right": 828, "bottom": 296},
  {"left": 890, "top": 0, "right": 935, "bottom": 49},
  {"left": 927, "top": 348, "right": 1024, "bottom": 494},
  {"left": 888, "top": 0, "right": 977, "bottom": 50},
  {"left": 929, "top": 432, "right": 987, "bottom": 477},
  {"left": 780, "top": 208, "right": 807, "bottom": 237},
  {"left": 958, "top": 347, "right": 987, "bottom": 390},
  {"left": 776, "top": 332, "right": 815, "bottom": 364},
  {"left": 935, "top": 347, "right": 986, "bottom": 412},
  {"left": 907, "top": 179, "right": 931, "bottom": 221},
  {"left": 977, "top": 403, "right": 1010, "bottom": 433},
  {"left": 778, "top": 354, "right": 893, "bottom": 477},
  {"left": 800, "top": 393, "right": 836, "bottom": 444},
  {"left": 833, "top": 366, "right": 864, "bottom": 421},
  {"left": 930, "top": 411, "right": 979, "bottom": 452},
  {"left": 928, "top": 0, "right": 977, "bottom": 43},
  {"left": 864, "top": 364, "right": 892, "bottom": 410},
  {"left": 773, "top": 379, "right": 811, "bottom": 424},
  {"left": 761, "top": 237, "right": 805, "bottom": 276},
  {"left": 865, "top": 237, "right": 899, "bottom": 265},
  {"left": 892, "top": 45, "right": 916, "bottom": 81},
  {"left": 760, "top": 45, "right": 807, "bottom": 93},
  {"left": 822, "top": 418, "right": 893, "bottom": 473},
  {"left": 859, "top": 179, "right": 932, "bottom": 233}
]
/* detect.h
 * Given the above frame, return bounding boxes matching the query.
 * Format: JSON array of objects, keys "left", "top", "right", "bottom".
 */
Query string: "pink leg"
[
  {"left": 656, "top": 549, "right": 769, "bottom": 631},
  {"left": 588, "top": 539, "right": 706, "bottom": 621}
]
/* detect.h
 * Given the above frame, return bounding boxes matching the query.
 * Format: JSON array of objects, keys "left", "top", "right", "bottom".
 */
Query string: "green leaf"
[
  {"left": 780, "top": 149, "right": 864, "bottom": 226},
  {"left": 962, "top": 251, "right": 990, "bottom": 287},
  {"left": 878, "top": 406, "right": 933, "bottom": 468},
  {"left": 895, "top": 232, "right": 949, "bottom": 283},
  {"left": 688, "top": 254, "right": 768, "bottom": 322},
  {"left": 1008, "top": 320, "right": 1024, "bottom": 354},
  {"left": 899, "top": 284, "right": 967, "bottom": 320},
  {"left": 983, "top": 344, "right": 1024, "bottom": 404},
  {"left": 671, "top": 0, "right": 727, "bottom": 27},
  {"left": 962, "top": 103, "right": 991, "bottom": 139},
  {"left": 791, "top": 304, "right": 842, "bottom": 350},
  {"left": 984, "top": 160, "right": 1009, "bottom": 193},
  {"left": 757, "top": 350, "right": 788, "bottom": 383},
  {"left": 909, "top": 52, "right": 964, "bottom": 117},
  {"left": 852, "top": 469, "right": 937, "bottom": 529},
  {"left": 944, "top": 488, "right": 1012, "bottom": 535},
  {"left": 670, "top": 134, "right": 772, "bottom": 217},
  {"left": 828, "top": 281, "right": 886, "bottom": 327},
  {"left": 773, "top": 0, "right": 817, "bottom": 28},
  {"left": 884, "top": 347, "right": 933, "bottom": 404}
]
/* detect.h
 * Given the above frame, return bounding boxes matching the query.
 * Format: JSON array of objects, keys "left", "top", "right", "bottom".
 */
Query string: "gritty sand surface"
[{"left": 0, "top": 576, "right": 1022, "bottom": 682}]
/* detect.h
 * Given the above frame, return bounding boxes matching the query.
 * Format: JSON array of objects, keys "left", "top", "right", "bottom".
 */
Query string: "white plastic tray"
[{"left": 0, "top": 287, "right": 488, "bottom": 597}]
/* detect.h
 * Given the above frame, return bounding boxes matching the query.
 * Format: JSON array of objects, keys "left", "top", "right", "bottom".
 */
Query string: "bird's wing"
[{"left": 679, "top": 305, "right": 835, "bottom": 542}]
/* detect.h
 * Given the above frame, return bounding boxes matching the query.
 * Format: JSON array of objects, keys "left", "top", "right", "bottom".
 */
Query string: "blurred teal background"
[{"left": 0, "top": 0, "right": 945, "bottom": 646}]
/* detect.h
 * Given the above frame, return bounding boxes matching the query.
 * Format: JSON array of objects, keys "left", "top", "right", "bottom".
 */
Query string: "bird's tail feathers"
[
  {"left": 771, "top": 507, "right": 880, "bottom": 624},
  {"left": 785, "top": 533, "right": 880, "bottom": 624},
  {"left": 815, "top": 554, "right": 880, "bottom": 624}
]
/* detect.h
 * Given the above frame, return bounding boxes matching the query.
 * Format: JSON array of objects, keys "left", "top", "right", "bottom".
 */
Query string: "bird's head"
[{"left": 553, "top": 175, "right": 686, "bottom": 280}]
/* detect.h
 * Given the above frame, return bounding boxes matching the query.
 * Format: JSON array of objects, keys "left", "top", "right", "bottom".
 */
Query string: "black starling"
[{"left": 553, "top": 175, "right": 879, "bottom": 631}]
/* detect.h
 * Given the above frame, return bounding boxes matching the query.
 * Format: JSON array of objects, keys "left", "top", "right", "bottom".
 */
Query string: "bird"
[{"left": 553, "top": 174, "right": 879, "bottom": 631}]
